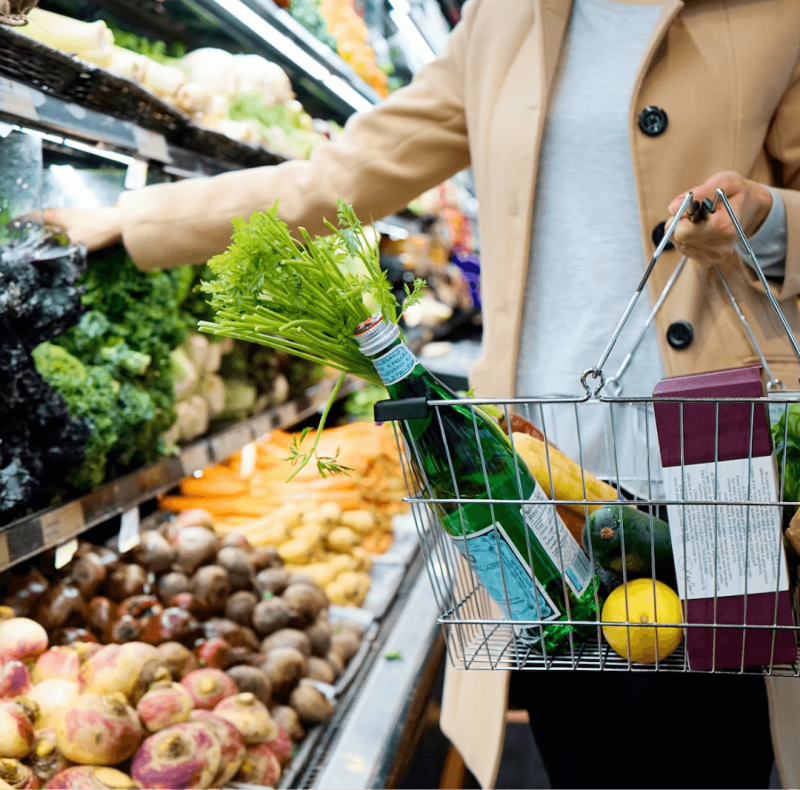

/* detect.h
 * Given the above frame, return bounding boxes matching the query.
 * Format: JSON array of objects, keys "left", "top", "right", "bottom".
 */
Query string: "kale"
[{"left": 0, "top": 228, "right": 91, "bottom": 522}]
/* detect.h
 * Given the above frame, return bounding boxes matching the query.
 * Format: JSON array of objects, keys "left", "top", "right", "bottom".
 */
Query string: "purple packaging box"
[{"left": 652, "top": 366, "right": 796, "bottom": 670}]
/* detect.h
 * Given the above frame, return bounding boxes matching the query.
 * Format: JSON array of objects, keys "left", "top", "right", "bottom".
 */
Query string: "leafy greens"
[{"left": 200, "top": 200, "right": 424, "bottom": 477}]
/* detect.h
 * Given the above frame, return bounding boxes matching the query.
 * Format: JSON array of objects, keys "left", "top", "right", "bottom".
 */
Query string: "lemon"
[{"left": 601, "top": 578, "right": 683, "bottom": 663}]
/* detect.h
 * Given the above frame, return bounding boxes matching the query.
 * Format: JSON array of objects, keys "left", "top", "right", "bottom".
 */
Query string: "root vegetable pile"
[{"left": 0, "top": 513, "right": 365, "bottom": 788}]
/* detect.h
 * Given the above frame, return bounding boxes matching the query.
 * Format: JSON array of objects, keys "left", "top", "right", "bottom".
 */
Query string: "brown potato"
[
  {"left": 305, "top": 618, "right": 333, "bottom": 658},
  {"left": 290, "top": 679, "right": 334, "bottom": 724},
  {"left": 325, "top": 651, "right": 344, "bottom": 680},
  {"left": 216, "top": 547, "right": 255, "bottom": 591},
  {"left": 252, "top": 597, "right": 292, "bottom": 638},
  {"left": 282, "top": 582, "right": 325, "bottom": 629},
  {"left": 306, "top": 656, "right": 336, "bottom": 685},
  {"left": 225, "top": 591, "right": 258, "bottom": 627},
  {"left": 270, "top": 704, "right": 305, "bottom": 742},
  {"left": 330, "top": 630, "right": 360, "bottom": 664},
  {"left": 263, "top": 647, "right": 307, "bottom": 695}
]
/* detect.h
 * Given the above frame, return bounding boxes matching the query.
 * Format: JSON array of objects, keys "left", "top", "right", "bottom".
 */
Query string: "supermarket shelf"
[{"left": 0, "top": 375, "right": 362, "bottom": 574}]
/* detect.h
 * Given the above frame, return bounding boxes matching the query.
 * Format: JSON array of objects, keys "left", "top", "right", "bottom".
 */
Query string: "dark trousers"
[{"left": 509, "top": 670, "right": 774, "bottom": 789}]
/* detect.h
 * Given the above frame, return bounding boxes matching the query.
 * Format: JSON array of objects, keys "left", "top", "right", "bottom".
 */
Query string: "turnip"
[
  {"left": 32, "top": 648, "right": 79, "bottom": 684},
  {"left": 264, "top": 723, "right": 293, "bottom": 768},
  {"left": 28, "top": 729, "right": 69, "bottom": 785},
  {"left": 155, "top": 643, "right": 196, "bottom": 681},
  {"left": 0, "top": 662, "right": 31, "bottom": 699},
  {"left": 235, "top": 743, "right": 281, "bottom": 787},
  {"left": 179, "top": 668, "right": 236, "bottom": 710},
  {"left": 0, "top": 701, "right": 34, "bottom": 758},
  {"left": 137, "top": 684, "right": 193, "bottom": 733},
  {"left": 55, "top": 694, "right": 142, "bottom": 765},
  {"left": 213, "top": 692, "right": 274, "bottom": 745},
  {"left": 0, "top": 619, "right": 47, "bottom": 664},
  {"left": 0, "top": 758, "right": 37, "bottom": 789},
  {"left": 132, "top": 532, "right": 176, "bottom": 575},
  {"left": 45, "top": 766, "right": 138, "bottom": 789},
  {"left": 77, "top": 645, "right": 139, "bottom": 698},
  {"left": 24, "top": 680, "right": 78, "bottom": 731},
  {"left": 194, "top": 638, "right": 231, "bottom": 671},
  {"left": 189, "top": 710, "right": 246, "bottom": 786},
  {"left": 131, "top": 722, "right": 221, "bottom": 789}
]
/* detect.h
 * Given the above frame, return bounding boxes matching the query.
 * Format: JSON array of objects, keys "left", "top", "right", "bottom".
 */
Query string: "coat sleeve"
[
  {"left": 752, "top": 52, "right": 800, "bottom": 299},
  {"left": 119, "top": 8, "right": 475, "bottom": 271}
]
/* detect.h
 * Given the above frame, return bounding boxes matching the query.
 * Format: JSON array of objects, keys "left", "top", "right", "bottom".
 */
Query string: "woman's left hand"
[{"left": 667, "top": 171, "right": 773, "bottom": 266}]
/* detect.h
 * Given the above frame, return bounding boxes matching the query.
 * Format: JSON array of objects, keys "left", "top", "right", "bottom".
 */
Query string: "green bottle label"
[
  {"left": 373, "top": 342, "right": 416, "bottom": 385},
  {"left": 450, "top": 522, "right": 561, "bottom": 622}
]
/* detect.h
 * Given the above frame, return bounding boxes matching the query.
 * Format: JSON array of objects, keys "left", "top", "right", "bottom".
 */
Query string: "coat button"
[
  {"left": 639, "top": 106, "right": 668, "bottom": 136},
  {"left": 652, "top": 220, "right": 675, "bottom": 251},
  {"left": 667, "top": 320, "right": 694, "bottom": 350}
]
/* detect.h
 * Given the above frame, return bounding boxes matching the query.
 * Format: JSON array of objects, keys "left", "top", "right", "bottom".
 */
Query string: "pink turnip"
[
  {"left": 189, "top": 710, "right": 246, "bottom": 786},
  {"left": 264, "top": 723, "right": 293, "bottom": 768},
  {"left": 0, "top": 758, "right": 38, "bottom": 789},
  {"left": 44, "top": 766, "right": 138, "bottom": 789},
  {"left": 0, "top": 619, "right": 47, "bottom": 664},
  {"left": 77, "top": 645, "right": 140, "bottom": 698},
  {"left": 235, "top": 744, "right": 281, "bottom": 787},
  {"left": 213, "top": 692, "right": 273, "bottom": 745},
  {"left": 24, "top": 681, "right": 78, "bottom": 732},
  {"left": 32, "top": 649, "right": 80, "bottom": 685},
  {"left": 0, "top": 662, "right": 31, "bottom": 700},
  {"left": 0, "top": 701, "right": 34, "bottom": 758},
  {"left": 194, "top": 637, "right": 231, "bottom": 670},
  {"left": 28, "top": 730, "right": 69, "bottom": 785},
  {"left": 179, "top": 668, "right": 236, "bottom": 710},
  {"left": 137, "top": 684, "right": 193, "bottom": 733},
  {"left": 55, "top": 694, "right": 142, "bottom": 765},
  {"left": 131, "top": 722, "right": 221, "bottom": 789}
]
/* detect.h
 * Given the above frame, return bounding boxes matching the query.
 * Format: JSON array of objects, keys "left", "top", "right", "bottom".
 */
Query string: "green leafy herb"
[
  {"left": 199, "top": 200, "right": 423, "bottom": 477},
  {"left": 384, "top": 651, "right": 403, "bottom": 661},
  {"left": 773, "top": 403, "right": 800, "bottom": 511}
]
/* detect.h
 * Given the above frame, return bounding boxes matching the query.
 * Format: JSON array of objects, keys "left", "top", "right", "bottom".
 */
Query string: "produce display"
[
  {"left": 0, "top": 514, "right": 365, "bottom": 788},
  {"left": 13, "top": 9, "right": 339, "bottom": 160}
]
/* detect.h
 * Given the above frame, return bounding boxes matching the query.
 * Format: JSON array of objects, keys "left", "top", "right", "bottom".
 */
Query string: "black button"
[
  {"left": 639, "top": 106, "right": 668, "bottom": 136},
  {"left": 667, "top": 320, "right": 694, "bottom": 350},
  {"left": 652, "top": 221, "right": 675, "bottom": 252}
]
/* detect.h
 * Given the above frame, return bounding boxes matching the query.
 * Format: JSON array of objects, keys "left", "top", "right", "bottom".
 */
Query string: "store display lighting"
[
  {"left": 388, "top": 0, "right": 436, "bottom": 65},
  {"left": 63, "top": 138, "right": 135, "bottom": 165},
  {"left": 48, "top": 164, "right": 103, "bottom": 208},
  {"left": 208, "top": 0, "right": 376, "bottom": 111}
]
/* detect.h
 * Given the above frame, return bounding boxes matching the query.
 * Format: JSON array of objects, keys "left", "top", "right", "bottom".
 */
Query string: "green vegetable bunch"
[
  {"left": 36, "top": 245, "right": 192, "bottom": 488},
  {"left": 772, "top": 403, "right": 800, "bottom": 512},
  {"left": 200, "top": 200, "right": 424, "bottom": 477}
]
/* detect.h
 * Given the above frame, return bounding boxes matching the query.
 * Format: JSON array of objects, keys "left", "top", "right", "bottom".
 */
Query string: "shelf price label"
[
  {"left": 0, "top": 78, "right": 38, "bottom": 121},
  {"left": 55, "top": 539, "right": 79, "bottom": 570},
  {"left": 118, "top": 507, "right": 140, "bottom": 554},
  {"left": 0, "top": 532, "right": 9, "bottom": 572},
  {"left": 40, "top": 501, "right": 84, "bottom": 546},
  {"left": 132, "top": 127, "right": 171, "bottom": 163}
]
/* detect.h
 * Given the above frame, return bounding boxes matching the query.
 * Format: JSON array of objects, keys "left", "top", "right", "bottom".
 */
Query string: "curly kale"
[{"left": 0, "top": 228, "right": 91, "bottom": 521}]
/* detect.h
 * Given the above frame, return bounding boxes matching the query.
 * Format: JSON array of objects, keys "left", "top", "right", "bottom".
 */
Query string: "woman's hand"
[
  {"left": 37, "top": 206, "right": 123, "bottom": 251},
  {"left": 666, "top": 171, "right": 773, "bottom": 266}
]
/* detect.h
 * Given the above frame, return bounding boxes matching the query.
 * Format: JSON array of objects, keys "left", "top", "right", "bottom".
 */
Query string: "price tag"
[
  {"left": 132, "top": 127, "right": 171, "bottom": 163},
  {"left": 54, "top": 538, "right": 79, "bottom": 570},
  {"left": 181, "top": 443, "right": 211, "bottom": 476},
  {"left": 212, "top": 425, "right": 253, "bottom": 462},
  {"left": 239, "top": 442, "right": 257, "bottom": 478},
  {"left": 0, "top": 532, "right": 9, "bottom": 571},
  {"left": 124, "top": 159, "right": 149, "bottom": 190},
  {"left": 0, "top": 78, "right": 38, "bottom": 121},
  {"left": 40, "top": 501, "right": 84, "bottom": 546},
  {"left": 118, "top": 507, "right": 140, "bottom": 553}
]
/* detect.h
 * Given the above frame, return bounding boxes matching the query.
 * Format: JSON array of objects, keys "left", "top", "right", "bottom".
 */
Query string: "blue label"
[
  {"left": 373, "top": 343, "right": 417, "bottom": 385},
  {"left": 451, "top": 523, "right": 560, "bottom": 622}
]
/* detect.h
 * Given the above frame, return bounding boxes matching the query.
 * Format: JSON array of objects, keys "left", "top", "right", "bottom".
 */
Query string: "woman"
[{"left": 46, "top": 0, "right": 800, "bottom": 787}]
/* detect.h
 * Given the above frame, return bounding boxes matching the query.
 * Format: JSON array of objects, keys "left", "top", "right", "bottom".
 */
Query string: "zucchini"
[{"left": 582, "top": 505, "right": 676, "bottom": 589}]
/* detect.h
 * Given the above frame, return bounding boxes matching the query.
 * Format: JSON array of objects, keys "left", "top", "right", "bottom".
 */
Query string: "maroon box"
[{"left": 652, "top": 366, "right": 796, "bottom": 670}]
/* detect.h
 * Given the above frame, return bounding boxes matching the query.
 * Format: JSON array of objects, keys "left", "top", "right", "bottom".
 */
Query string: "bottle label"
[
  {"left": 521, "top": 483, "right": 592, "bottom": 599},
  {"left": 450, "top": 522, "right": 561, "bottom": 622},
  {"left": 372, "top": 342, "right": 417, "bottom": 385}
]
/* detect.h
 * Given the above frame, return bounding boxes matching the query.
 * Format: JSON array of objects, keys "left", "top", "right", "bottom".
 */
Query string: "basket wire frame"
[{"left": 389, "top": 189, "right": 800, "bottom": 675}]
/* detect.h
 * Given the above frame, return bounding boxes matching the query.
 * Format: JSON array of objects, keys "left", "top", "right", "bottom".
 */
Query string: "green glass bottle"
[{"left": 354, "top": 314, "right": 599, "bottom": 652}]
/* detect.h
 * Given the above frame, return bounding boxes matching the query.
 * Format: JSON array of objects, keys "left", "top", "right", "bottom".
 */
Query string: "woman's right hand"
[{"left": 37, "top": 205, "right": 123, "bottom": 251}]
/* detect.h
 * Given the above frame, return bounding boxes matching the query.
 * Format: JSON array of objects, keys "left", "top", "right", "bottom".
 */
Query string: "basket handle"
[{"left": 581, "top": 188, "right": 800, "bottom": 397}]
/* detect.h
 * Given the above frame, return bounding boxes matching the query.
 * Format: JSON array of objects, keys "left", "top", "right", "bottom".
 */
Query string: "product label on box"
[
  {"left": 450, "top": 522, "right": 561, "bottom": 622},
  {"left": 522, "top": 482, "right": 592, "bottom": 598},
  {"left": 373, "top": 342, "right": 417, "bottom": 386},
  {"left": 663, "top": 455, "right": 789, "bottom": 600}
]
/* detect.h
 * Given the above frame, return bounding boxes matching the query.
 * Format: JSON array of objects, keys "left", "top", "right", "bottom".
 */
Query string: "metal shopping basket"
[{"left": 378, "top": 190, "right": 800, "bottom": 676}]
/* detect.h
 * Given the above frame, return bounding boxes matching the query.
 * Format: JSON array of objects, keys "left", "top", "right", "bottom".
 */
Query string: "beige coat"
[{"left": 120, "top": 0, "right": 800, "bottom": 785}]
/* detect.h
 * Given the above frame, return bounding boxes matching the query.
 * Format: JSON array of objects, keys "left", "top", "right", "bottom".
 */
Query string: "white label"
[
  {"left": 373, "top": 343, "right": 416, "bottom": 385},
  {"left": 0, "top": 79, "right": 37, "bottom": 121},
  {"left": 54, "top": 539, "right": 78, "bottom": 570},
  {"left": 118, "top": 507, "right": 141, "bottom": 553},
  {"left": 132, "top": 127, "right": 171, "bottom": 163},
  {"left": 521, "top": 482, "right": 592, "bottom": 598},
  {"left": 450, "top": 522, "right": 561, "bottom": 622},
  {"left": 663, "top": 456, "right": 788, "bottom": 600}
]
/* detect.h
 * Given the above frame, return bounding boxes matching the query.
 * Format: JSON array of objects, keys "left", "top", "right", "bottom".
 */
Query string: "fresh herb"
[
  {"left": 384, "top": 651, "right": 403, "bottom": 661},
  {"left": 106, "top": 23, "right": 186, "bottom": 64},
  {"left": 772, "top": 403, "right": 800, "bottom": 513},
  {"left": 200, "top": 201, "right": 423, "bottom": 477}
]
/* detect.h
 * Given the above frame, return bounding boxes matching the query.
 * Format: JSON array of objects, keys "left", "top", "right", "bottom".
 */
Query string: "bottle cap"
[{"left": 353, "top": 313, "right": 400, "bottom": 356}]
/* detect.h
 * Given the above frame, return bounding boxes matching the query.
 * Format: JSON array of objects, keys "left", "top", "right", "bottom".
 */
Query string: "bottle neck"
[{"left": 354, "top": 314, "right": 423, "bottom": 393}]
